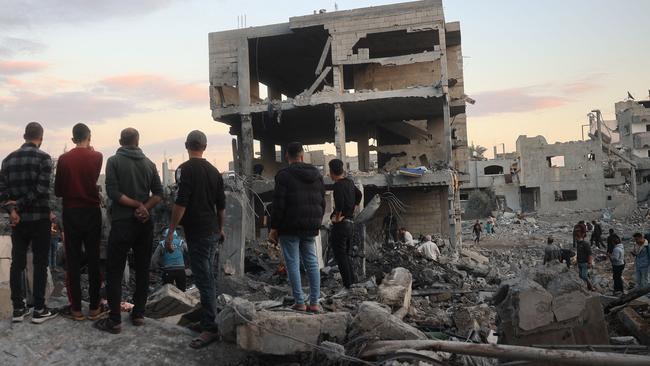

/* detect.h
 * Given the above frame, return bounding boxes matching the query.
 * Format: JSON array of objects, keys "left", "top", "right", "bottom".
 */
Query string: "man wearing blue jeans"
[
  {"left": 632, "top": 233, "right": 650, "bottom": 288},
  {"left": 166, "top": 130, "right": 226, "bottom": 349},
  {"left": 269, "top": 142, "right": 325, "bottom": 312}
]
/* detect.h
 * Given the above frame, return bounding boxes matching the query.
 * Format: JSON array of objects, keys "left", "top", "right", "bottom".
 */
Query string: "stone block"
[
  {"left": 145, "top": 284, "right": 199, "bottom": 319},
  {"left": 517, "top": 287, "right": 554, "bottom": 331},
  {"left": 378, "top": 267, "right": 412, "bottom": 311},
  {"left": 351, "top": 301, "right": 427, "bottom": 341},
  {"left": 218, "top": 297, "right": 256, "bottom": 343},
  {"left": 237, "top": 311, "right": 351, "bottom": 355},
  {"left": 220, "top": 192, "right": 247, "bottom": 280}
]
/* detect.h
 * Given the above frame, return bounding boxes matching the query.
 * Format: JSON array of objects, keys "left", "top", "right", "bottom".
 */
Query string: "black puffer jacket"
[{"left": 270, "top": 162, "right": 325, "bottom": 237}]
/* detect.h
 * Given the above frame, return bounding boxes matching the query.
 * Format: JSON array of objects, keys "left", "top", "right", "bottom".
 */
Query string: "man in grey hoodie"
[
  {"left": 95, "top": 128, "right": 163, "bottom": 334},
  {"left": 610, "top": 235, "right": 625, "bottom": 295}
]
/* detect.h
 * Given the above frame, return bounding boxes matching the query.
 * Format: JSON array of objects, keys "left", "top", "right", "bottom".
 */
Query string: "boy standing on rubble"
[
  {"left": 165, "top": 130, "right": 226, "bottom": 349},
  {"left": 610, "top": 235, "right": 625, "bottom": 295},
  {"left": 576, "top": 227, "right": 595, "bottom": 291},
  {"left": 151, "top": 228, "right": 188, "bottom": 291},
  {"left": 632, "top": 233, "right": 650, "bottom": 288},
  {"left": 328, "top": 158, "right": 362, "bottom": 289},
  {"left": 472, "top": 220, "right": 482, "bottom": 245},
  {"left": 95, "top": 128, "right": 163, "bottom": 334},
  {"left": 269, "top": 142, "right": 325, "bottom": 313}
]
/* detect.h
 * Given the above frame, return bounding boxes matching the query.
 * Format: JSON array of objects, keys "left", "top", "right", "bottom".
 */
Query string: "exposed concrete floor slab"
[{"left": 0, "top": 314, "right": 250, "bottom": 366}]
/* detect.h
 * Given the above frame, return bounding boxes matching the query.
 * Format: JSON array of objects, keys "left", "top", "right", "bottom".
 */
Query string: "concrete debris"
[
  {"left": 350, "top": 301, "right": 427, "bottom": 341},
  {"left": 378, "top": 267, "right": 413, "bottom": 314},
  {"left": 145, "top": 284, "right": 199, "bottom": 319},
  {"left": 236, "top": 311, "right": 350, "bottom": 355},
  {"left": 217, "top": 297, "right": 256, "bottom": 342}
]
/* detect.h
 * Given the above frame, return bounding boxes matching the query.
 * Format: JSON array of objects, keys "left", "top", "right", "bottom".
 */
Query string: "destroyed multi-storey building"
[
  {"left": 615, "top": 98, "right": 650, "bottom": 201},
  {"left": 208, "top": 0, "right": 469, "bottom": 254}
]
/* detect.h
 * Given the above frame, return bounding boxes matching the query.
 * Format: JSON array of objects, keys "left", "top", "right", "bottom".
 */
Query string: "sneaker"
[
  {"left": 32, "top": 307, "right": 58, "bottom": 324},
  {"left": 59, "top": 305, "right": 85, "bottom": 321},
  {"left": 131, "top": 316, "right": 145, "bottom": 327},
  {"left": 88, "top": 303, "right": 110, "bottom": 321},
  {"left": 12, "top": 307, "right": 32, "bottom": 323},
  {"left": 94, "top": 318, "right": 122, "bottom": 334}
]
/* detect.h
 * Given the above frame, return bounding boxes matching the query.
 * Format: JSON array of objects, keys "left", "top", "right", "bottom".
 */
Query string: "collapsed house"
[
  {"left": 208, "top": 0, "right": 469, "bottom": 259},
  {"left": 459, "top": 134, "right": 636, "bottom": 216}
]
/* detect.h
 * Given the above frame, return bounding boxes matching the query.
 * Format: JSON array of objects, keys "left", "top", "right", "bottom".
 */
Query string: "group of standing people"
[
  {"left": 0, "top": 122, "right": 228, "bottom": 349},
  {"left": 568, "top": 219, "right": 650, "bottom": 295},
  {"left": 472, "top": 215, "right": 496, "bottom": 245}
]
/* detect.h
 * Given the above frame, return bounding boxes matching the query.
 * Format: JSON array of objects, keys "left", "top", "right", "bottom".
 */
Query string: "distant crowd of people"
[{"left": 543, "top": 220, "right": 650, "bottom": 295}]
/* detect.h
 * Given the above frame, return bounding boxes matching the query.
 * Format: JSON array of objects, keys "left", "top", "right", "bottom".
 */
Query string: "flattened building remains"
[{"left": 208, "top": 0, "right": 469, "bottom": 263}]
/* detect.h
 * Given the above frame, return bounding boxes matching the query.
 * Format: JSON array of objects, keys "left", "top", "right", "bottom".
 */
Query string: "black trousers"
[
  {"left": 10, "top": 219, "right": 50, "bottom": 309},
  {"left": 612, "top": 263, "right": 625, "bottom": 292},
  {"left": 106, "top": 219, "right": 153, "bottom": 323},
  {"left": 162, "top": 268, "right": 187, "bottom": 292},
  {"left": 331, "top": 221, "right": 355, "bottom": 288},
  {"left": 63, "top": 207, "right": 102, "bottom": 311}
]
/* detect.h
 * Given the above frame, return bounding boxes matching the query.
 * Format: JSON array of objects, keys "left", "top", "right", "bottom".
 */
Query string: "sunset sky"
[{"left": 1, "top": 0, "right": 649, "bottom": 170}]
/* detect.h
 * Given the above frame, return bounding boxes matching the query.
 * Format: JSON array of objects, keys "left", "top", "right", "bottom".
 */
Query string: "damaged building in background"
[
  {"left": 615, "top": 97, "right": 650, "bottom": 201},
  {"left": 459, "top": 131, "right": 637, "bottom": 216},
  {"left": 209, "top": 0, "right": 469, "bottom": 259}
]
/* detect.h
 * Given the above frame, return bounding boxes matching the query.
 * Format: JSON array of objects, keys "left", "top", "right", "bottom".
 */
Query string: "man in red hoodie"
[{"left": 54, "top": 123, "right": 105, "bottom": 321}]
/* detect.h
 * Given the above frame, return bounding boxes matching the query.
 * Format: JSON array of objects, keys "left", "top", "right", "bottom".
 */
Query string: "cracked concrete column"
[
  {"left": 358, "top": 132, "right": 370, "bottom": 172},
  {"left": 334, "top": 103, "right": 347, "bottom": 163},
  {"left": 240, "top": 114, "right": 254, "bottom": 176},
  {"left": 260, "top": 137, "right": 276, "bottom": 173}
]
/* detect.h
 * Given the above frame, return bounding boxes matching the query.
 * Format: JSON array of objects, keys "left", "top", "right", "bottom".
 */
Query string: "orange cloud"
[
  {"left": 0, "top": 60, "right": 48, "bottom": 75},
  {"left": 100, "top": 74, "right": 205, "bottom": 106}
]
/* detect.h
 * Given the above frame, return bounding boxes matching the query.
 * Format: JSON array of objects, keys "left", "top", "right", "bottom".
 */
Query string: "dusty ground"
[{"left": 0, "top": 311, "right": 251, "bottom": 366}]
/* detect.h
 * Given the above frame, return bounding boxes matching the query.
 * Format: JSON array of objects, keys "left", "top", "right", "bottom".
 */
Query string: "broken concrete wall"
[
  {"left": 462, "top": 159, "right": 521, "bottom": 213},
  {"left": 366, "top": 186, "right": 449, "bottom": 240},
  {"left": 516, "top": 136, "right": 608, "bottom": 214}
]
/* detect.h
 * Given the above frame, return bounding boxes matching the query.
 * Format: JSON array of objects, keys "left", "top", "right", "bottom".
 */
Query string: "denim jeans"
[
  {"left": 187, "top": 234, "right": 219, "bottom": 332},
  {"left": 49, "top": 238, "right": 59, "bottom": 268},
  {"left": 280, "top": 235, "right": 320, "bottom": 305},
  {"left": 636, "top": 267, "right": 649, "bottom": 288},
  {"left": 578, "top": 263, "right": 589, "bottom": 280}
]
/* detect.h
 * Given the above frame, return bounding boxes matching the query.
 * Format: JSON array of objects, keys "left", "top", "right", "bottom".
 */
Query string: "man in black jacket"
[
  {"left": 269, "top": 142, "right": 325, "bottom": 312},
  {"left": 328, "top": 158, "right": 362, "bottom": 289},
  {"left": 95, "top": 128, "right": 163, "bottom": 334}
]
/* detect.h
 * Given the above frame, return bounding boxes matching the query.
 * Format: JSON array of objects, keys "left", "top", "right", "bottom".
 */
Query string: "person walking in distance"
[
  {"left": 269, "top": 142, "right": 325, "bottom": 313},
  {"left": 472, "top": 220, "right": 482, "bottom": 245},
  {"left": 95, "top": 128, "right": 163, "bottom": 334},
  {"left": 575, "top": 226, "right": 595, "bottom": 291},
  {"left": 0, "top": 122, "right": 58, "bottom": 323},
  {"left": 328, "top": 158, "right": 362, "bottom": 289},
  {"left": 632, "top": 232, "right": 650, "bottom": 289},
  {"left": 610, "top": 235, "right": 625, "bottom": 295},
  {"left": 55, "top": 123, "right": 106, "bottom": 321},
  {"left": 165, "top": 130, "right": 226, "bottom": 349}
]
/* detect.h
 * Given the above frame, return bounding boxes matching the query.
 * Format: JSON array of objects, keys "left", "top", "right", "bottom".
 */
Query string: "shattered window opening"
[
  {"left": 546, "top": 156, "right": 565, "bottom": 168},
  {"left": 554, "top": 190, "right": 578, "bottom": 202},
  {"left": 483, "top": 165, "right": 504, "bottom": 175}
]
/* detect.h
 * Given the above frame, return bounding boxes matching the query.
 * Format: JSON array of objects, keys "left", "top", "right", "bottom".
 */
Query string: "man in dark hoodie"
[
  {"left": 95, "top": 128, "right": 163, "bottom": 334},
  {"left": 269, "top": 142, "right": 325, "bottom": 312}
]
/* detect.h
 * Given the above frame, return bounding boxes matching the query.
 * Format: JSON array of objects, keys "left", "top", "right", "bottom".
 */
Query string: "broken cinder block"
[
  {"left": 351, "top": 301, "right": 427, "bottom": 341},
  {"left": 237, "top": 311, "right": 351, "bottom": 355},
  {"left": 378, "top": 267, "right": 413, "bottom": 312},
  {"left": 145, "top": 284, "right": 199, "bottom": 319}
]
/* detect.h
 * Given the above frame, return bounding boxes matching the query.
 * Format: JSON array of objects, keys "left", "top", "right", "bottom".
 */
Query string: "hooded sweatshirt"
[
  {"left": 611, "top": 243, "right": 625, "bottom": 266},
  {"left": 270, "top": 162, "right": 326, "bottom": 237},
  {"left": 105, "top": 146, "right": 163, "bottom": 222}
]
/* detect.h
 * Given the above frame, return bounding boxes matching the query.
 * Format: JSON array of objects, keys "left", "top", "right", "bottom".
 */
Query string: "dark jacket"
[
  {"left": 105, "top": 146, "right": 163, "bottom": 222},
  {"left": 271, "top": 162, "right": 325, "bottom": 237}
]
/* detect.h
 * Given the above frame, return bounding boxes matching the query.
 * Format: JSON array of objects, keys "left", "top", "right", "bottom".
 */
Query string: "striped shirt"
[{"left": 0, "top": 142, "right": 52, "bottom": 221}]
